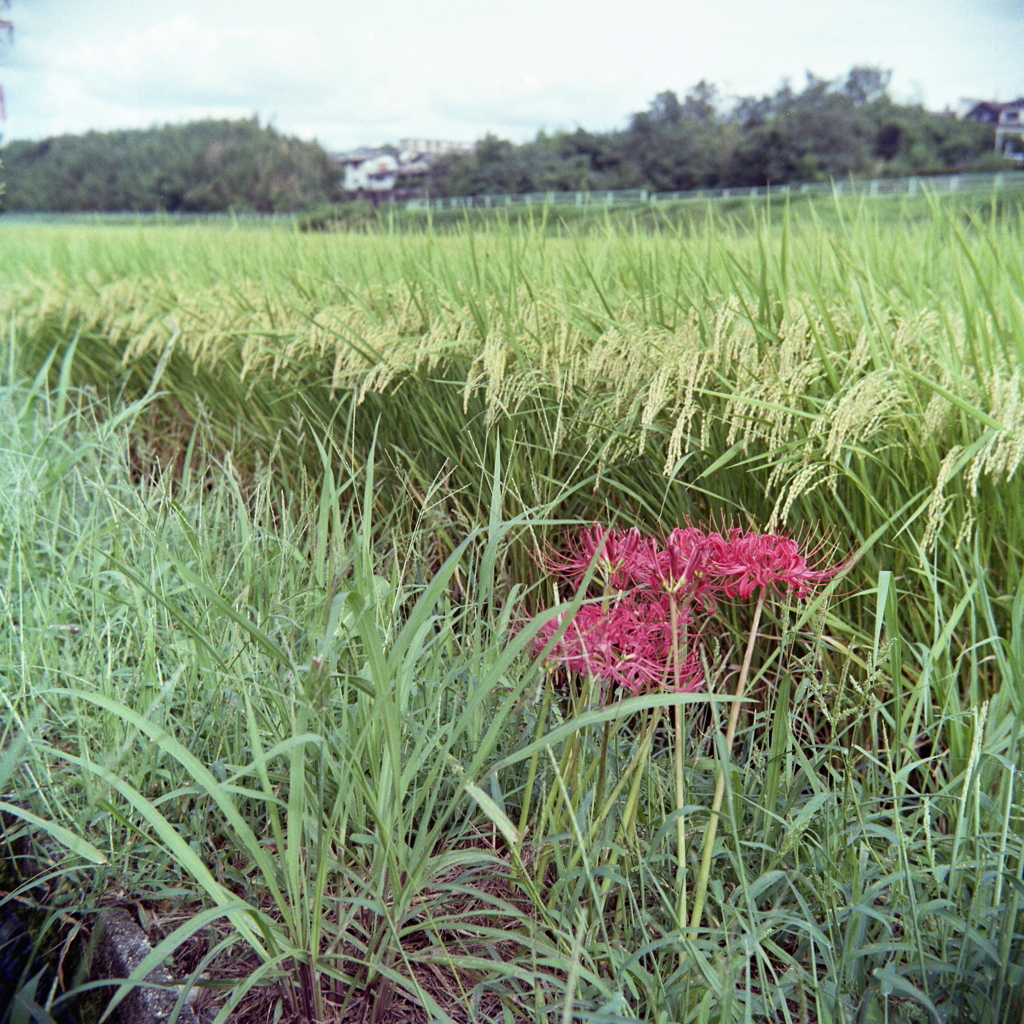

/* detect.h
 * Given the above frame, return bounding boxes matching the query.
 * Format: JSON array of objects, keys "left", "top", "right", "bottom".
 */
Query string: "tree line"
[
  {"left": 429, "top": 68, "right": 1005, "bottom": 197},
  {"left": 0, "top": 118, "right": 341, "bottom": 212},
  {"left": 0, "top": 67, "right": 1009, "bottom": 213}
]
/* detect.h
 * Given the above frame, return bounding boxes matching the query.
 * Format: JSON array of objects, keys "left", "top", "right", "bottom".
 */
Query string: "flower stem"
[
  {"left": 674, "top": 701, "right": 688, "bottom": 928},
  {"left": 593, "top": 579, "right": 615, "bottom": 810},
  {"left": 669, "top": 596, "right": 688, "bottom": 931},
  {"left": 595, "top": 717, "right": 613, "bottom": 816},
  {"left": 687, "top": 587, "right": 766, "bottom": 937}
]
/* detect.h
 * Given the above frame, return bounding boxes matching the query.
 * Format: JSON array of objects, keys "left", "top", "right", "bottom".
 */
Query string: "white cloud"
[
  {"left": 45, "top": 15, "right": 333, "bottom": 108},
  {"left": 1, "top": 0, "right": 1022, "bottom": 150}
]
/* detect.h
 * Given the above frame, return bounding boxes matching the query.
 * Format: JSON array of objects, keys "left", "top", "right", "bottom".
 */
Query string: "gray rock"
[{"left": 90, "top": 909, "right": 200, "bottom": 1024}]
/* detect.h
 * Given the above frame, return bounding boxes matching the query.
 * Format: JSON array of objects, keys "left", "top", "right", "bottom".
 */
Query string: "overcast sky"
[{"left": 2, "top": 0, "right": 1022, "bottom": 152}]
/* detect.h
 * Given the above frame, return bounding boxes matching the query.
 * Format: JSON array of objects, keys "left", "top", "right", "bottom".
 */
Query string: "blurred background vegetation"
[
  {"left": 0, "top": 117, "right": 342, "bottom": 213},
  {"left": 429, "top": 68, "right": 1005, "bottom": 197},
  {"left": 0, "top": 66, "right": 1011, "bottom": 214}
]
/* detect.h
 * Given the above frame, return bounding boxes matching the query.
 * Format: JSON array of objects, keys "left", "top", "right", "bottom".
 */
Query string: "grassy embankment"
[{"left": 1, "top": 193, "right": 1023, "bottom": 1023}]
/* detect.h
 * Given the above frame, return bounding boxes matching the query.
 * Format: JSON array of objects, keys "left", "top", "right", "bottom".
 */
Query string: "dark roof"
[{"left": 966, "top": 98, "right": 1024, "bottom": 123}]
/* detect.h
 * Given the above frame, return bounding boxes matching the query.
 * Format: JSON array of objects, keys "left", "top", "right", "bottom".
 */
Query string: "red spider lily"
[
  {"left": 647, "top": 526, "right": 725, "bottom": 607},
  {"left": 530, "top": 521, "right": 844, "bottom": 706},
  {"left": 534, "top": 594, "right": 705, "bottom": 696},
  {"left": 541, "top": 524, "right": 649, "bottom": 589},
  {"left": 534, "top": 604, "right": 609, "bottom": 677},
  {"left": 660, "top": 649, "right": 705, "bottom": 695},
  {"left": 711, "top": 529, "right": 841, "bottom": 599}
]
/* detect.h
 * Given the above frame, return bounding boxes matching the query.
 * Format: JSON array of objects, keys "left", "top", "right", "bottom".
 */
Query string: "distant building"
[
  {"left": 996, "top": 100, "right": 1024, "bottom": 162},
  {"left": 331, "top": 139, "right": 475, "bottom": 201},
  {"left": 964, "top": 98, "right": 1024, "bottom": 161},
  {"left": 334, "top": 149, "right": 400, "bottom": 194},
  {"left": 964, "top": 100, "right": 1005, "bottom": 125}
]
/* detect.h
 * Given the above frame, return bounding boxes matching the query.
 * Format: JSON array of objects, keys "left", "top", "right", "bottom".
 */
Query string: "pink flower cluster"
[{"left": 534, "top": 523, "right": 841, "bottom": 697}]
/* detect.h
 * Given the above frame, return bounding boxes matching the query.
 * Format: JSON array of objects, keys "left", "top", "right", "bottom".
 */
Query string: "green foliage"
[
  {"left": 2, "top": 198, "right": 1024, "bottom": 1020},
  {"left": 428, "top": 67, "right": 1004, "bottom": 196},
  {"left": 1, "top": 371, "right": 1022, "bottom": 1022},
  {"left": 298, "top": 198, "right": 382, "bottom": 232},
  {"left": 0, "top": 118, "right": 342, "bottom": 213}
]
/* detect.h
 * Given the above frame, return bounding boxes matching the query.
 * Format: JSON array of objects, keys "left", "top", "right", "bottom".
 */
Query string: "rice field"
[{"left": 1, "top": 193, "right": 1023, "bottom": 1023}]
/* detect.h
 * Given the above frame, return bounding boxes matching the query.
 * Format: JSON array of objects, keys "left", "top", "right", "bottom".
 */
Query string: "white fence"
[
  {"left": 406, "top": 171, "right": 1024, "bottom": 211},
  {"left": 406, "top": 189, "right": 650, "bottom": 211}
]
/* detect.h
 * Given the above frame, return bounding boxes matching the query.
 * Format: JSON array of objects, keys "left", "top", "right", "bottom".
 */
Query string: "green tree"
[
  {"left": 843, "top": 65, "right": 891, "bottom": 105},
  {"left": 427, "top": 66, "right": 1002, "bottom": 199},
  {"left": 620, "top": 85, "right": 727, "bottom": 190},
  {"left": 0, "top": 118, "right": 343, "bottom": 212}
]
